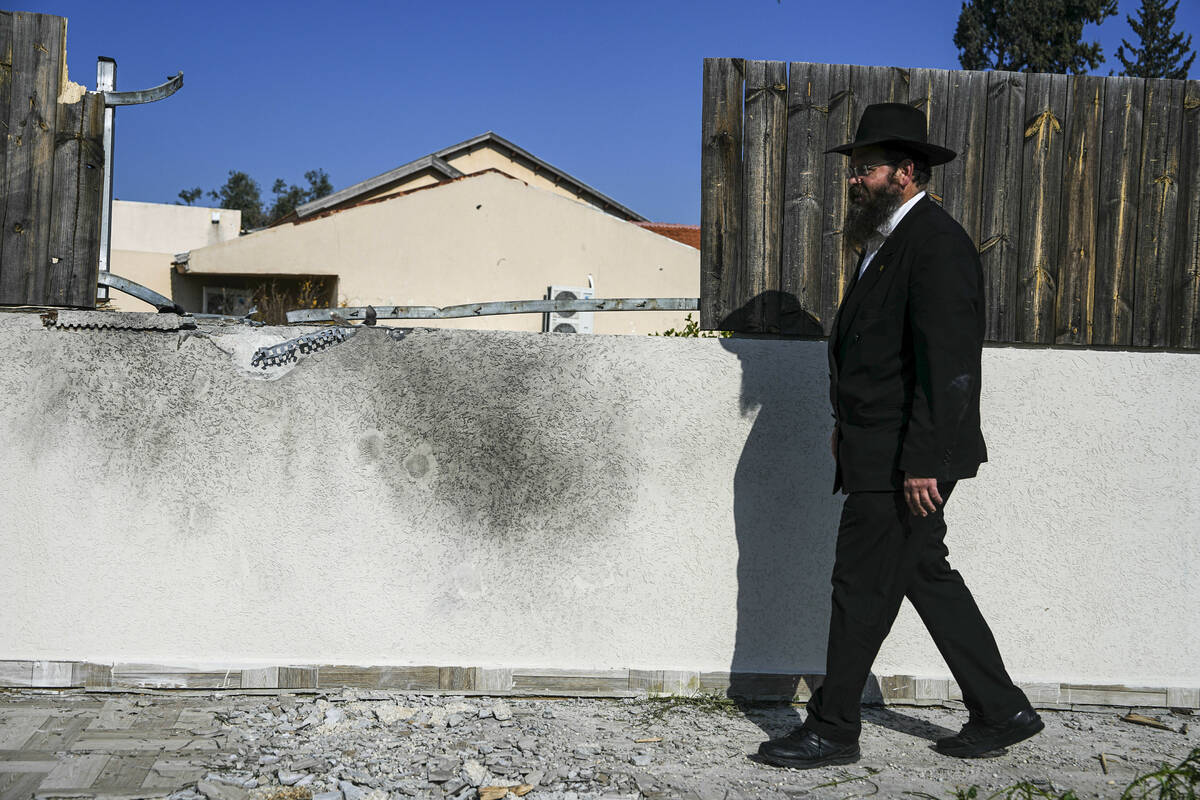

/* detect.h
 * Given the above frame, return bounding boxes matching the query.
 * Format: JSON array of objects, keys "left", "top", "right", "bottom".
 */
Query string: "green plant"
[
  {"left": 650, "top": 313, "right": 732, "bottom": 338},
  {"left": 904, "top": 747, "right": 1199, "bottom": 800},
  {"left": 1121, "top": 746, "right": 1200, "bottom": 799},
  {"left": 251, "top": 279, "right": 329, "bottom": 325},
  {"left": 635, "top": 692, "right": 740, "bottom": 721}
]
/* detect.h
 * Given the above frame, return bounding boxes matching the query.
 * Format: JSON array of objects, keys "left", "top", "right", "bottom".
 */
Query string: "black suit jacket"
[{"left": 829, "top": 195, "right": 988, "bottom": 493}]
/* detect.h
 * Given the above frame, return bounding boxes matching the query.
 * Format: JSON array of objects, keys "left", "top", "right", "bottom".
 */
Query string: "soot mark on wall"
[{"left": 345, "top": 332, "right": 643, "bottom": 543}]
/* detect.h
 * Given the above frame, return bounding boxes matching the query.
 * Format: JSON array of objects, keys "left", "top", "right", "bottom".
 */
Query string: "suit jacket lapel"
[{"left": 830, "top": 250, "right": 866, "bottom": 355}]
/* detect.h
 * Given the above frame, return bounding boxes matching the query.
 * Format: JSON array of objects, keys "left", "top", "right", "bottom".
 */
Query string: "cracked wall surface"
[{"left": 0, "top": 312, "right": 1196, "bottom": 688}]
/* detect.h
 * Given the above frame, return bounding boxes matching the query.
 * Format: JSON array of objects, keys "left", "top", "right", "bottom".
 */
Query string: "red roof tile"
[{"left": 637, "top": 222, "right": 700, "bottom": 249}]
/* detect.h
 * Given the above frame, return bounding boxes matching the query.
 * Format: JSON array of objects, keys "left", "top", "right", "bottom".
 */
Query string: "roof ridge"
[{"left": 290, "top": 132, "right": 645, "bottom": 223}]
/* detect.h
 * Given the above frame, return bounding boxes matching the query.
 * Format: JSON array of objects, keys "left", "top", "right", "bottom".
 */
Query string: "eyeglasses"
[{"left": 846, "top": 161, "right": 897, "bottom": 180}]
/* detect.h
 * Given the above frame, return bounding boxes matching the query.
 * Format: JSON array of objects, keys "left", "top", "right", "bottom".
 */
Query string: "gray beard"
[{"left": 844, "top": 182, "right": 904, "bottom": 253}]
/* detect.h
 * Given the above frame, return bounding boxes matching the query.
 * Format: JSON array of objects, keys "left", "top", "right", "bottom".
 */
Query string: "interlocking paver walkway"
[{"left": 0, "top": 695, "right": 220, "bottom": 800}]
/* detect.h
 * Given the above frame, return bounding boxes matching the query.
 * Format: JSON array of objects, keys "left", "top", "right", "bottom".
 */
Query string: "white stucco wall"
[{"left": 0, "top": 314, "right": 1196, "bottom": 689}]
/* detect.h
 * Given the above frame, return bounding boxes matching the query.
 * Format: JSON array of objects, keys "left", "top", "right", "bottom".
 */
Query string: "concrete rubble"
[{"left": 2, "top": 689, "right": 1197, "bottom": 799}]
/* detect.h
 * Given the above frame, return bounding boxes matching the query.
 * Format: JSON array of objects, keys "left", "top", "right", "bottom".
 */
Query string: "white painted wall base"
[
  {"left": 0, "top": 659, "right": 1194, "bottom": 711},
  {"left": 1, "top": 313, "right": 1196, "bottom": 694}
]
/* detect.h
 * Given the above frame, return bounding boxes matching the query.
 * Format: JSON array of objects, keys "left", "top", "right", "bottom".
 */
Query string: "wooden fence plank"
[
  {"left": 857, "top": 64, "right": 906, "bottom": 108},
  {"left": 940, "top": 69, "right": 988, "bottom": 248},
  {"left": 1017, "top": 71, "right": 1068, "bottom": 344},
  {"left": 907, "top": 67, "right": 950, "bottom": 204},
  {"left": 0, "top": 11, "right": 12, "bottom": 260},
  {"left": 819, "top": 63, "right": 856, "bottom": 331},
  {"left": 45, "top": 96, "right": 81, "bottom": 306},
  {"left": 0, "top": 12, "right": 63, "bottom": 307},
  {"left": 979, "top": 70, "right": 1025, "bottom": 341},
  {"left": 1055, "top": 75, "right": 1105, "bottom": 344},
  {"left": 69, "top": 92, "right": 104, "bottom": 307},
  {"left": 780, "top": 61, "right": 830, "bottom": 335},
  {"left": 700, "top": 58, "right": 743, "bottom": 330},
  {"left": 0, "top": 12, "right": 63, "bottom": 305},
  {"left": 740, "top": 60, "right": 788, "bottom": 333},
  {"left": 1132, "top": 78, "right": 1185, "bottom": 347},
  {"left": 1173, "top": 79, "right": 1200, "bottom": 348},
  {"left": 1094, "top": 76, "right": 1144, "bottom": 346}
]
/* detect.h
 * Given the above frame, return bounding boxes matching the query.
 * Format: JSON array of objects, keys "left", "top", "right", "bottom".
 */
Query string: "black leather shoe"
[
  {"left": 936, "top": 708, "right": 1044, "bottom": 758},
  {"left": 758, "top": 727, "right": 860, "bottom": 769}
]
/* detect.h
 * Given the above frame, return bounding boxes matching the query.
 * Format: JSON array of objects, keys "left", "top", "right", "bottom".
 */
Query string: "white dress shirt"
[{"left": 859, "top": 190, "right": 926, "bottom": 278}]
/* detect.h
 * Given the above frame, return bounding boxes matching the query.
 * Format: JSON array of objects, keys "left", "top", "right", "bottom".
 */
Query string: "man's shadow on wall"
[
  {"left": 717, "top": 292, "right": 838, "bottom": 735},
  {"left": 717, "top": 292, "right": 950, "bottom": 743}
]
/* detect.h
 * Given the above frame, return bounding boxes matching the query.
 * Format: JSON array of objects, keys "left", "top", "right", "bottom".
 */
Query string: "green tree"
[
  {"left": 176, "top": 187, "right": 202, "bottom": 206},
  {"left": 954, "top": 0, "right": 1118, "bottom": 73},
  {"left": 1115, "top": 0, "right": 1195, "bottom": 78},
  {"left": 208, "top": 170, "right": 266, "bottom": 230},
  {"left": 268, "top": 169, "right": 334, "bottom": 222}
]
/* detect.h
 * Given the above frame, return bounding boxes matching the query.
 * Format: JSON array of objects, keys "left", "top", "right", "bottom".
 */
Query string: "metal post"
[{"left": 96, "top": 57, "right": 116, "bottom": 302}]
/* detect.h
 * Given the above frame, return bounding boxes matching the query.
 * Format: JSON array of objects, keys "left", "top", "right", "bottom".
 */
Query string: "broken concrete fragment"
[
  {"left": 373, "top": 704, "right": 416, "bottom": 725},
  {"left": 461, "top": 760, "right": 490, "bottom": 787},
  {"left": 490, "top": 702, "right": 513, "bottom": 722},
  {"left": 426, "top": 756, "right": 458, "bottom": 783},
  {"left": 198, "top": 780, "right": 250, "bottom": 800}
]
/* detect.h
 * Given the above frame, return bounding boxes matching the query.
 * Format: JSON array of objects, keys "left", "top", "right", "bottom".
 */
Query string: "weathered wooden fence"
[
  {"left": 0, "top": 10, "right": 105, "bottom": 308},
  {"left": 700, "top": 58, "right": 1200, "bottom": 348}
]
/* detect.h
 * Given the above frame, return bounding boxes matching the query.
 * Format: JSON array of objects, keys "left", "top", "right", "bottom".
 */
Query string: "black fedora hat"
[{"left": 827, "top": 102, "right": 956, "bottom": 165}]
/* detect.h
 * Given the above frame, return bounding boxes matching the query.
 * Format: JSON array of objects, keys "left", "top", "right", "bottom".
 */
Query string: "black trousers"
[{"left": 802, "top": 483, "right": 1030, "bottom": 743}]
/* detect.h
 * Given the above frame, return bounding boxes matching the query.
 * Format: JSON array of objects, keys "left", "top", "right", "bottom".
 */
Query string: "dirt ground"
[{"left": 0, "top": 689, "right": 1195, "bottom": 800}]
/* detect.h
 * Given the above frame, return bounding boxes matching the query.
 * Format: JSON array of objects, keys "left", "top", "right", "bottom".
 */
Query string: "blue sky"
[{"left": 23, "top": 0, "right": 1200, "bottom": 224}]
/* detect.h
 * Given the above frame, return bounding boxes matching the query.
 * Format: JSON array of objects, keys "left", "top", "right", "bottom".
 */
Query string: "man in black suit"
[{"left": 758, "top": 103, "right": 1042, "bottom": 768}]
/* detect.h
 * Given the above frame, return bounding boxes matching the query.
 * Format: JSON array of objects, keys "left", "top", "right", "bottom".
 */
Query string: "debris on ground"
[{"left": 0, "top": 689, "right": 1197, "bottom": 799}]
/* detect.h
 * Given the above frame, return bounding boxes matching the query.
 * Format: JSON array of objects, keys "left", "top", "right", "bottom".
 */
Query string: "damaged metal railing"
[{"left": 285, "top": 297, "right": 698, "bottom": 324}]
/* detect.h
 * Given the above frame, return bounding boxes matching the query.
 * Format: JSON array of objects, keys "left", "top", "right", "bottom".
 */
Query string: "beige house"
[
  {"left": 108, "top": 201, "right": 242, "bottom": 313},
  {"left": 157, "top": 133, "right": 700, "bottom": 334}
]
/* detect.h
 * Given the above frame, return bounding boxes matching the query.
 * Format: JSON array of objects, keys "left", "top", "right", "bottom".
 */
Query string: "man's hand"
[
  {"left": 830, "top": 427, "right": 838, "bottom": 459},
  {"left": 904, "top": 474, "right": 942, "bottom": 517}
]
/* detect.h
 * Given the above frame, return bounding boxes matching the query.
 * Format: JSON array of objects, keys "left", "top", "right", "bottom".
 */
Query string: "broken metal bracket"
[
  {"left": 102, "top": 71, "right": 183, "bottom": 106},
  {"left": 98, "top": 271, "right": 183, "bottom": 313},
  {"left": 95, "top": 59, "right": 184, "bottom": 303},
  {"left": 286, "top": 297, "right": 699, "bottom": 324}
]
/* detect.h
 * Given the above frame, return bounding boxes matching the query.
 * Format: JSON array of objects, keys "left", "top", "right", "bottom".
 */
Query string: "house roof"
[
  {"left": 289, "top": 132, "right": 647, "bottom": 224},
  {"left": 636, "top": 223, "right": 699, "bottom": 249}
]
